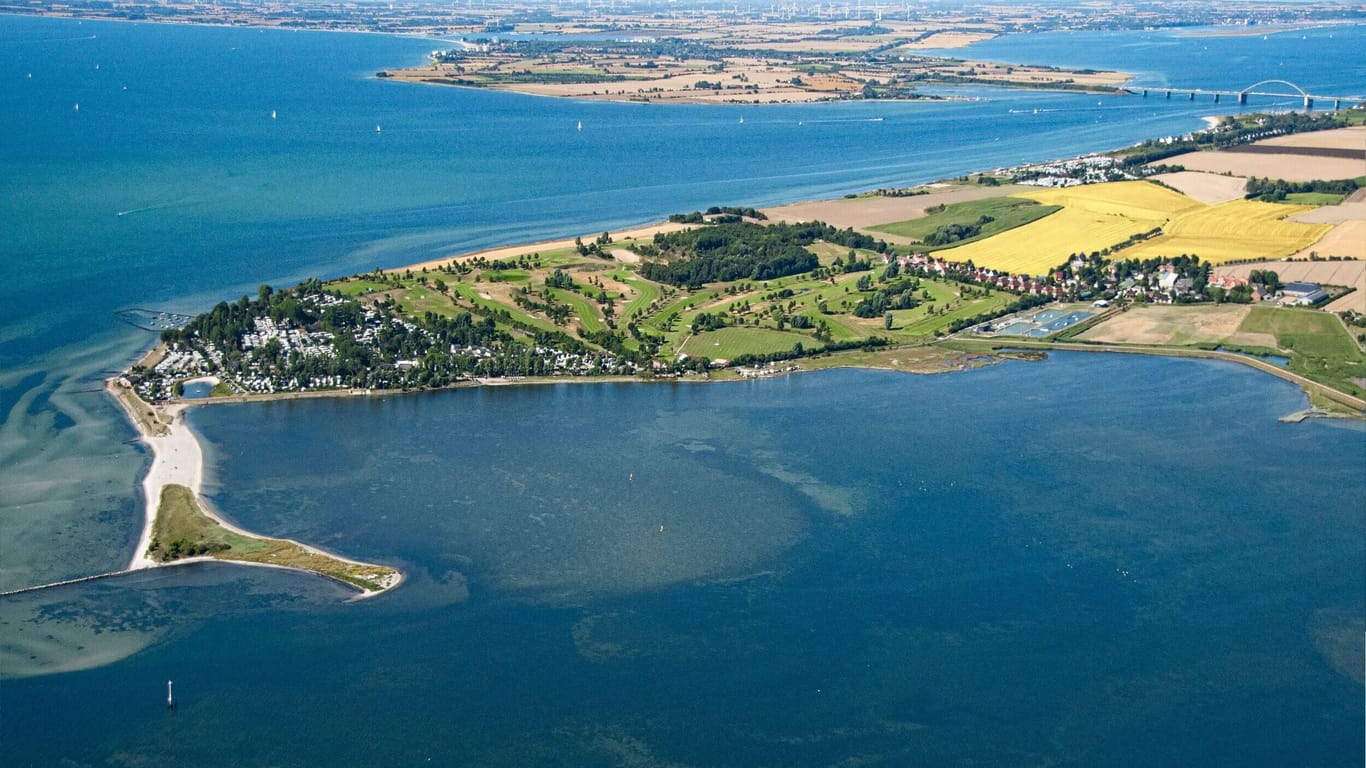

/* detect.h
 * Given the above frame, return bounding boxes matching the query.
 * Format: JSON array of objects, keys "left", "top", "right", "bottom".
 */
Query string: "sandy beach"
[
  {"left": 108, "top": 380, "right": 403, "bottom": 596},
  {"left": 127, "top": 405, "right": 199, "bottom": 570},
  {"left": 405, "top": 221, "right": 691, "bottom": 272}
]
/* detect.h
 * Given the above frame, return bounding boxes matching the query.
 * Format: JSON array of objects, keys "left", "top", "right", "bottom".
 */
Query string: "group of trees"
[
  {"left": 1245, "top": 176, "right": 1360, "bottom": 202},
  {"left": 637, "top": 220, "right": 887, "bottom": 289},
  {"left": 667, "top": 206, "right": 769, "bottom": 224},
  {"left": 922, "top": 215, "right": 994, "bottom": 247},
  {"left": 852, "top": 276, "right": 923, "bottom": 318}
]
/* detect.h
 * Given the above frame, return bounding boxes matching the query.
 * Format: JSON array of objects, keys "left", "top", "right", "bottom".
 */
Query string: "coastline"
[
  {"left": 99, "top": 103, "right": 1364, "bottom": 594},
  {"left": 106, "top": 378, "right": 404, "bottom": 598}
]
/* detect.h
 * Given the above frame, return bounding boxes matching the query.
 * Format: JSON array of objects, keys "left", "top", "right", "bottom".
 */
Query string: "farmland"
[
  {"left": 868, "top": 197, "right": 1061, "bottom": 250},
  {"left": 1122, "top": 199, "right": 1331, "bottom": 265},
  {"left": 929, "top": 181, "right": 1200, "bottom": 275},
  {"left": 925, "top": 182, "right": 1331, "bottom": 274}
]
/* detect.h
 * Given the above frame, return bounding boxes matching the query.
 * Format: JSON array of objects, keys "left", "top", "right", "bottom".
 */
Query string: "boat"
[
  {"left": 271, "top": 110, "right": 277, "bottom": 119},
  {"left": 375, "top": 123, "right": 381, "bottom": 133},
  {"left": 577, "top": 120, "right": 582, "bottom": 131}
]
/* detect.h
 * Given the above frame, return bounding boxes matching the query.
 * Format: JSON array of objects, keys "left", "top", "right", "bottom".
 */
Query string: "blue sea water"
[{"left": 1, "top": 15, "right": 1364, "bottom": 765}]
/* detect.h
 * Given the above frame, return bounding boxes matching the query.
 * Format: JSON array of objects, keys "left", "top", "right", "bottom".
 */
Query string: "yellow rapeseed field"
[
  {"left": 933, "top": 181, "right": 1330, "bottom": 274},
  {"left": 934, "top": 181, "right": 1201, "bottom": 275},
  {"left": 1121, "top": 199, "right": 1331, "bottom": 264}
]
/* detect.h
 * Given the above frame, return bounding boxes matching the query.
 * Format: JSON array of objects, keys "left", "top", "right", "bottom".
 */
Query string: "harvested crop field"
[
  {"left": 761, "top": 185, "right": 1026, "bottom": 238},
  {"left": 1291, "top": 219, "right": 1366, "bottom": 260},
  {"left": 1150, "top": 171, "right": 1249, "bottom": 204},
  {"left": 1156, "top": 150, "right": 1364, "bottom": 182},
  {"left": 1122, "top": 199, "right": 1330, "bottom": 265},
  {"left": 1255, "top": 126, "right": 1366, "bottom": 151},
  {"left": 1078, "top": 304, "right": 1276, "bottom": 348},
  {"left": 1289, "top": 199, "right": 1366, "bottom": 224}
]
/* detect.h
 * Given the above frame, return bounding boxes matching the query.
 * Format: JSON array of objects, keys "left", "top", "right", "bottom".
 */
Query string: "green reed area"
[{"left": 150, "top": 484, "right": 398, "bottom": 594}]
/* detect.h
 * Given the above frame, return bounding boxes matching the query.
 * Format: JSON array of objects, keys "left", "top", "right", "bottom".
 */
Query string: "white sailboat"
[
  {"left": 271, "top": 110, "right": 277, "bottom": 119},
  {"left": 375, "top": 123, "right": 382, "bottom": 134},
  {"left": 577, "top": 120, "right": 582, "bottom": 131}
]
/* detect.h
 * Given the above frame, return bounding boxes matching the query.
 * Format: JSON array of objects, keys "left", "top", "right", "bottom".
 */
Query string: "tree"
[{"left": 884, "top": 311, "right": 894, "bottom": 330}]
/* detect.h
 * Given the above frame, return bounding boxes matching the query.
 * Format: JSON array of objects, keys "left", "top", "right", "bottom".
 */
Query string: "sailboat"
[
  {"left": 739, "top": 115, "right": 744, "bottom": 124},
  {"left": 577, "top": 120, "right": 582, "bottom": 132},
  {"left": 271, "top": 110, "right": 277, "bottom": 120},
  {"left": 375, "top": 123, "right": 382, "bottom": 134}
]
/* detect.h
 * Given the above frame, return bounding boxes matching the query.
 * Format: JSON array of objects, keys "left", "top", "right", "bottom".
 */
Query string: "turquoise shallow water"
[{"left": 1, "top": 15, "right": 1364, "bottom": 765}]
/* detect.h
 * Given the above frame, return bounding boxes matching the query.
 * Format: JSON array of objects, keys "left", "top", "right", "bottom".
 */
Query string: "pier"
[{"left": 1127, "top": 79, "right": 1362, "bottom": 111}]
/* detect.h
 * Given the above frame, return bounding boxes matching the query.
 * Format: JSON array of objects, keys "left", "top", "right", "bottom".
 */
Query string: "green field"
[
  {"left": 1240, "top": 306, "right": 1366, "bottom": 397},
  {"left": 678, "top": 326, "right": 814, "bottom": 360},
  {"left": 1281, "top": 192, "right": 1346, "bottom": 206},
  {"left": 870, "top": 196, "right": 1061, "bottom": 250}
]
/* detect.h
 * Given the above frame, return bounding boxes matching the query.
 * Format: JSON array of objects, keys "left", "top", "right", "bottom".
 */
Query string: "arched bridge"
[{"left": 1124, "top": 79, "right": 1363, "bottom": 110}]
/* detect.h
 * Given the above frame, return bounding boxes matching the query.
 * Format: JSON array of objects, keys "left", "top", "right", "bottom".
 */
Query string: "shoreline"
[{"left": 106, "top": 378, "right": 404, "bottom": 599}]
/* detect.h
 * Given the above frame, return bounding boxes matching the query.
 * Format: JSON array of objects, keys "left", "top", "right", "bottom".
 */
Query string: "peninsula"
[
  {"left": 108, "top": 369, "right": 402, "bottom": 598},
  {"left": 92, "top": 107, "right": 1365, "bottom": 607},
  {"left": 123, "top": 110, "right": 1365, "bottom": 419}
]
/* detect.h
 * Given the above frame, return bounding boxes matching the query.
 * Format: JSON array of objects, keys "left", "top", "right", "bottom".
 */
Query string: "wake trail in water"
[{"left": 115, "top": 200, "right": 191, "bottom": 217}]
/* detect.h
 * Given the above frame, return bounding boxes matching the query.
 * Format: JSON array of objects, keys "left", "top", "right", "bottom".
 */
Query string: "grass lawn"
[
  {"left": 391, "top": 284, "right": 461, "bottom": 319},
  {"left": 483, "top": 269, "right": 530, "bottom": 283},
  {"left": 679, "top": 326, "right": 814, "bottom": 360},
  {"left": 331, "top": 279, "right": 390, "bottom": 297},
  {"left": 870, "top": 196, "right": 1061, "bottom": 250},
  {"left": 894, "top": 291, "right": 1011, "bottom": 337}
]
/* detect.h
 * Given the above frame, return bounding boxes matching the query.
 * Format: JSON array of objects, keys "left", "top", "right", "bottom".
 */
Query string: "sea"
[{"left": 1, "top": 16, "right": 1363, "bottom": 765}]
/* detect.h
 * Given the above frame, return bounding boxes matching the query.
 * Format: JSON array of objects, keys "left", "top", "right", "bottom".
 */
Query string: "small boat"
[
  {"left": 375, "top": 123, "right": 381, "bottom": 133},
  {"left": 577, "top": 120, "right": 582, "bottom": 131},
  {"left": 73, "top": 103, "right": 79, "bottom": 111},
  {"left": 271, "top": 110, "right": 277, "bottom": 119},
  {"left": 739, "top": 115, "right": 744, "bottom": 124}
]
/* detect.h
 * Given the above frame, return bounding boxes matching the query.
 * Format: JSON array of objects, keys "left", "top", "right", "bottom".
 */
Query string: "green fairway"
[
  {"left": 870, "top": 196, "right": 1061, "bottom": 251},
  {"left": 449, "top": 283, "right": 559, "bottom": 333},
  {"left": 546, "top": 287, "right": 606, "bottom": 333},
  {"left": 616, "top": 273, "right": 662, "bottom": 320}
]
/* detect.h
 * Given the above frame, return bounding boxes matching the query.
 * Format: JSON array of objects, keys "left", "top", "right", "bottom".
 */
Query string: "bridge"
[{"left": 1123, "top": 79, "right": 1364, "bottom": 111}]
